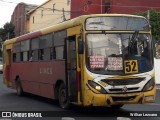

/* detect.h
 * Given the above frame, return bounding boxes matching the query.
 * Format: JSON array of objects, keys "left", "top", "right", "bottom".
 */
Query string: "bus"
[{"left": 3, "top": 14, "right": 156, "bottom": 109}]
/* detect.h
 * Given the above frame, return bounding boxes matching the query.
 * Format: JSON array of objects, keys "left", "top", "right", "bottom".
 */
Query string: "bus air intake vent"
[
  {"left": 101, "top": 78, "right": 144, "bottom": 86},
  {"left": 112, "top": 96, "right": 136, "bottom": 102}
]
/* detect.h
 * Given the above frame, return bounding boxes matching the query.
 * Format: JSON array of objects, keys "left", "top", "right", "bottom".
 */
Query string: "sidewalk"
[{"left": 155, "top": 58, "right": 160, "bottom": 85}]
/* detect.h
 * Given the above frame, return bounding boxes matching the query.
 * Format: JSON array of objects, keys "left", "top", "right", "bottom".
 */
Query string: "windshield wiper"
[
  {"left": 89, "top": 22, "right": 104, "bottom": 25},
  {"left": 128, "top": 31, "right": 139, "bottom": 55},
  {"left": 130, "top": 31, "right": 139, "bottom": 44}
]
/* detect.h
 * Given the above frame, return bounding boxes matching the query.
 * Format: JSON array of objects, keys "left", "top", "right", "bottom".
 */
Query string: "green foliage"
[
  {"left": 0, "top": 22, "right": 15, "bottom": 41},
  {"left": 0, "top": 22, "right": 15, "bottom": 57},
  {"left": 137, "top": 9, "right": 160, "bottom": 42}
]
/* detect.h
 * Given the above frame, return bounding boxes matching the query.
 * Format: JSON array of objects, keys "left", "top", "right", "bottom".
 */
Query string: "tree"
[
  {"left": 0, "top": 22, "right": 15, "bottom": 57},
  {"left": 0, "top": 28, "right": 5, "bottom": 41},
  {"left": 137, "top": 9, "right": 160, "bottom": 42},
  {"left": 0, "top": 22, "right": 15, "bottom": 41}
]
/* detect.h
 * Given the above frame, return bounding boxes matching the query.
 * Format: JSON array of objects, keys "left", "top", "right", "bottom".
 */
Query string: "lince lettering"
[{"left": 40, "top": 67, "right": 53, "bottom": 75}]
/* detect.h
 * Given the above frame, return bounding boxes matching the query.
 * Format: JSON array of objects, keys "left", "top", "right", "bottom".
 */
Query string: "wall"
[
  {"left": 71, "top": 0, "right": 106, "bottom": 19},
  {"left": 110, "top": 0, "right": 160, "bottom": 14}
]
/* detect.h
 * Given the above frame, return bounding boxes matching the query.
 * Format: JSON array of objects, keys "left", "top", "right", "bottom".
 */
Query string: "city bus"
[{"left": 3, "top": 14, "right": 156, "bottom": 109}]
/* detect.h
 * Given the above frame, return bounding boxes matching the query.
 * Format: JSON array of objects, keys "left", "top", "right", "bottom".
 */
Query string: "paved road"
[{"left": 0, "top": 74, "right": 160, "bottom": 120}]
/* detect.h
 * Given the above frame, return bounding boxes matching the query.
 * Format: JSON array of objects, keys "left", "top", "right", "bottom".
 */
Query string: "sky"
[{"left": 0, "top": 0, "right": 47, "bottom": 28}]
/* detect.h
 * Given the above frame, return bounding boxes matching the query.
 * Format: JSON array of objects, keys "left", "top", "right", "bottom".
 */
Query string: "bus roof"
[{"left": 3, "top": 14, "right": 146, "bottom": 45}]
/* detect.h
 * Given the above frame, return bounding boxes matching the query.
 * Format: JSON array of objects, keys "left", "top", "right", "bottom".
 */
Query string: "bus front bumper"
[{"left": 83, "top": 86, "right": 156, "bottom": 107}]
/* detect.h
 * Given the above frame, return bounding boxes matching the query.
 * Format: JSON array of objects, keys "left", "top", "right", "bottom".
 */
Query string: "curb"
[{"left": 156, "top": 84, "right": 160, "bottom": 89}]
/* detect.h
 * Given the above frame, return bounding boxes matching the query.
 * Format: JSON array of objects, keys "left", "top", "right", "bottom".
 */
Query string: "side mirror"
[{"left": 78, "top": 37, "right": 84, "bottom": 54}]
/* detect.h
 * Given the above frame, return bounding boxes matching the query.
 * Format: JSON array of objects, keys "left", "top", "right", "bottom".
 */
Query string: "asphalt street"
[{"left": 0, "top": 74, "right": 159, "bottom": 120}]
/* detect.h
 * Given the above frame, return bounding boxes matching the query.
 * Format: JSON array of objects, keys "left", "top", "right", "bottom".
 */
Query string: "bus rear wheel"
[
  {"left": 58, "top": 83, "right": 70, "bottom": 109},
  {"left": 16, "top": 79, "right": 24, "bottom": 96}
]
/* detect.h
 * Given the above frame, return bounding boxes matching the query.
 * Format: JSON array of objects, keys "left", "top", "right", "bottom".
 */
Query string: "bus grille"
[
  {"left": 109, "top": 87, "right": 139, "bottom": 92},
  {"left": 101, "top": 78, "right": 144, "bottom": 86}
]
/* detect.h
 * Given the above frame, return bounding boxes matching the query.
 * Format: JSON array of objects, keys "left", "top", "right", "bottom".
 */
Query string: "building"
[
  {"left": 28, "top": 0, "right": 105, "bottom": 32},
  {"left": 28, "top": 0, "right": 71, "bottom": 32},
  {"left": 11, "top": 2, "right": 37, "bottom": 37},
  {"left": 28, "top": 0, "right": 160, "bottom": 32}
]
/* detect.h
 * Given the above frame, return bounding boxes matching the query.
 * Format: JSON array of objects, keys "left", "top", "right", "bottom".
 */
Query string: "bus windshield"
[
  {"left": 86, "top": 33, "right": 153, "bottom": 75},
  {"left": 86, "top": 17, "right": 149, "bottom": 31}
]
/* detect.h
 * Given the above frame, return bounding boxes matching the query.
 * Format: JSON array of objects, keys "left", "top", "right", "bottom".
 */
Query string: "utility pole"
[
  {"left": 53, "top": 4, "right": 56, "bottom": 13},
  {"left": 62, "top": 8, "right": 66, "bottom": 21},
  {"left": 147, "top": 10, "right": 150, "bottom": 24}
]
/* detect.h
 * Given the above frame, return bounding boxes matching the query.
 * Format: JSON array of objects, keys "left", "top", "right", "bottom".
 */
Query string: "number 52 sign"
[{"left": 124, "top": 60, "right": 138, "bottom": 74}]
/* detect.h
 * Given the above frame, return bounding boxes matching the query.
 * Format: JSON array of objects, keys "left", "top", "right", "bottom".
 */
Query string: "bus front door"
[{"left": 67, "top": 37, "right": 78, "bottom": 102}]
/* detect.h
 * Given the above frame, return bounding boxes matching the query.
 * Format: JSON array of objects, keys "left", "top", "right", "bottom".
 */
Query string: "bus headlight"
[
  {"left": 88, "top": 80, "right": 107, "bottom": 94},
  {"left": 143, "top": 78, "right": 155, "bottom": 92}
]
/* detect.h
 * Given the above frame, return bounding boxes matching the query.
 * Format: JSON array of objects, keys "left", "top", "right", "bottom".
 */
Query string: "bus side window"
[
  {"left": 13, "top": 53, "right": 16, "bottom": 62},
  {"left": 29, "top": 51, "right": 33, "bottom": 61},
  {"left": 53, "top": 30, "right": 66, "bottom": 60},
  {"left": 30, "top": 50, "right": 38, "bottom": 61},
  {"left": 39, "top": 34, "right": 53, "bottom": 61},
  {"left": 31, "top": 37, "right": 39, "bottom": 61},
  {"left": 39, "top": 49, "right": 44, "bottom": 60},
  {"left": 50, "top": 47, "right": 54, "bottom": 59},
  {"left": 43, "top": 48, "right": 51, "bottom": 61}
]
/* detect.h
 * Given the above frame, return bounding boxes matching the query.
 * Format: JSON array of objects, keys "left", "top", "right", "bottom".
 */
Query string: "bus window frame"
[
  {"left": 39, "top": 33, "right": 53, "bottom": 62},
  {"left": 13, "top": 42, "right": 21, "bottom": 63},
  {"left": 53, "top": 30, "right": 67, "bottom": 60},
  {"left": 20, "top": 40, "right": 30, "bottom": 62},
  {"left": 30, "top": 37, "right": 40, "bottom": 62}
]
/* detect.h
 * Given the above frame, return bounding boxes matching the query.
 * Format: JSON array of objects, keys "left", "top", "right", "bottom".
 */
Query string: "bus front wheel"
[
  {"left": 16, "top": 79, "right": 24, "bottom": 96},
  {"left": 58, "top": 83, "right": 70, "bottom": 109}
]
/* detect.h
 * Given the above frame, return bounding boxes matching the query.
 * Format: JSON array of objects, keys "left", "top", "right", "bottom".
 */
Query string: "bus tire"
[
  {"left": 110, "top": 104, "right": 124, "bottom": 109},
  {"left": 58, "top": 83, "right": 70, "bottom": 109},
  {"left": 16, "top": 78, "right": 24, "bottom": 96}
]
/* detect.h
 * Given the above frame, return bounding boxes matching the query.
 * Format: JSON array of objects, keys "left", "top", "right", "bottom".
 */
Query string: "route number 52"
[{"left": 124, "top": 60, "right": 138, "bottom": 74}]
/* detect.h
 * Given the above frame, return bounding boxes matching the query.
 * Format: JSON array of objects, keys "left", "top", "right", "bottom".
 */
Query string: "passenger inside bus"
[{"left": 29, "top": 51, "right": 34, "bottom": 61}]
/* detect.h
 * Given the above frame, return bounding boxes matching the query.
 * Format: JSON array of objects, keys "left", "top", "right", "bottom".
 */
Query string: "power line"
[
  {"left": 28, "top": 0, "right": 96, "bottom": 30},
  {"left": 0, "top": 0, "right": 17, "bottom": 4},
  {"left": 92, "top": 3, "right": 160, "bottom": 9},
  {"left": 29, "top": 0, "right": 97, "bottom": 14},
  {"left": 27, "top": 0, "right": 96, "bottom": 26}
]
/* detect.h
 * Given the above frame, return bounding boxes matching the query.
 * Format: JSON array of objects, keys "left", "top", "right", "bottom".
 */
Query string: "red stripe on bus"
[{"left": 16, "top": 31, "right": 42, "bottom": 42}]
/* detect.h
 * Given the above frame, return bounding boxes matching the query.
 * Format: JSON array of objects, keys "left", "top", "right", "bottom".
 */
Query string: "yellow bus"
[{"left": 3, "top": 14, "right": 156, "bottom": 109}]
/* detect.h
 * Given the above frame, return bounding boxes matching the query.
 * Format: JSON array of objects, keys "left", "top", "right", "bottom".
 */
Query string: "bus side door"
[{"left": 66, "top": 36, "right": 78, "bottom": 102}]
